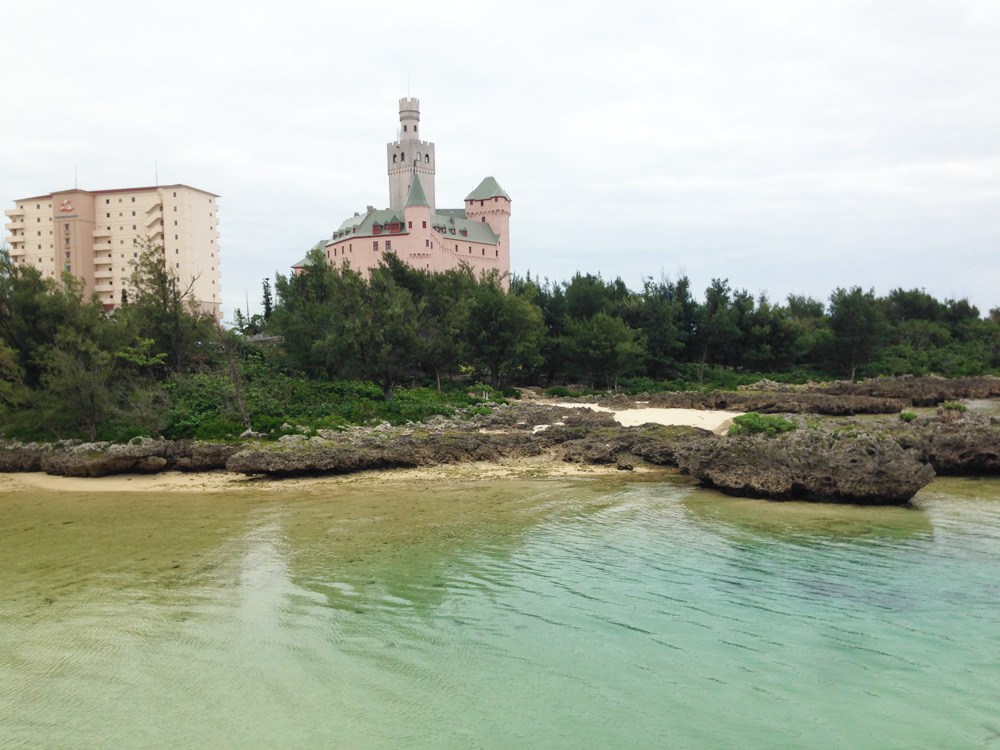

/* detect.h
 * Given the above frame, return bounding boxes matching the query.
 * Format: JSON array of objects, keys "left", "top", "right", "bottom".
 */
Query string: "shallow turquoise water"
[{"left": 2, "top": 474, "right": 999, "bottom": 749}]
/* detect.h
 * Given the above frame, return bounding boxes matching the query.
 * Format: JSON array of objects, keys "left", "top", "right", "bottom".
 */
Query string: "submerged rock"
[{"left": 677, "top": 429, "right": 935, "bottom": 505}]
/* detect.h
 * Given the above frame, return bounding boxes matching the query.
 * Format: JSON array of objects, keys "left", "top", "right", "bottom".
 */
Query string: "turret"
[{"left": 387, "top": 97, "right": 436, "bottom": 210}]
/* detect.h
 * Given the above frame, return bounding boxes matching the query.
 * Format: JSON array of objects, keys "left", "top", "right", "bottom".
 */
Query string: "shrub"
[
  {"left": 899, "top": 411, "right": 918, "bottom": 422},
  {"left": 941, "top": 401, "right": 968, "bottom": 412},
  {"left": 729, "top": 412, "right": 796, "bottom": 437}
]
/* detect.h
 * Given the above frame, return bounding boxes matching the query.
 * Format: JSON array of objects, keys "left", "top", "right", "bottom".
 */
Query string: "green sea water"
[{"left": 1, "top": 473, "right": 999, "bottom": 749}]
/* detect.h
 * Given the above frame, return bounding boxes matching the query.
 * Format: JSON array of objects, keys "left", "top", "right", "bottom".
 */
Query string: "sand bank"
[
  {"left": 552, "top": 403, "right": 743, "bottom": 434},
  {"left": 0, "top": 456, "right": 668, "bottom": 495}
]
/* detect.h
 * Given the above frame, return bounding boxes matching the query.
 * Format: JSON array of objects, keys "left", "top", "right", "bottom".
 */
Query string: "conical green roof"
[
  {"left": 404, "top": 175, "right": 430, "bottom": 208},
  {"left": 465, "top": 176, "right": 510, "bottom": 201}
]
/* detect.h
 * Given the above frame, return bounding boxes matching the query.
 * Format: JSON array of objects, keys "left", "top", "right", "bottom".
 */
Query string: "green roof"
[
  {"left": 292, "top": 240, "right": 327, "bottom": 267},
  {"left": 430, "top": 210, "right": 499, "bottom": 245},
  {"left": 404, "top": 175, "right": 430, "bottom": 208},
  {"left": 330, "top": 208, "right": 405, "bottom": 241},
  {"left": 465, "top": 176, "right": 510, "bottom": 201}
]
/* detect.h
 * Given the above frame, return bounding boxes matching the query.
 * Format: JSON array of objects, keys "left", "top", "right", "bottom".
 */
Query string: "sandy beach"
[
  {"left": 0, "top": 455, "right": 671, "bottom": 495},
  {"left": 549, "top": 402, "right": 743, "bottom": 433}
]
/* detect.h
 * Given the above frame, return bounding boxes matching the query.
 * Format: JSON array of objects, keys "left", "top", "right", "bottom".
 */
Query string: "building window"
[
  {"left": 408, "top": 221, "right": 412, "bottom": 228},
  {"left": 106, "top": 199, "right": 110, "bottom": 204},
  {"left": 393, "top": 154, "right": 397, "bottom": 163},
  {"left": 403, "top": 125, "right": 407, "bottom": 132},
  {"left": 373, "top": 241, "right": 379, "bottom": 251},
  {"left": 422, "top": 221, "right": 427, "bottom": 228},
  {"left": 131, "top": 197, "right": 135, "bottom": 202},
  {"left": 385, "top": 240, "right": 391, "bottom": 252},
  {"left": 425, "top": 154, "right": 429, "bottom": 163}
]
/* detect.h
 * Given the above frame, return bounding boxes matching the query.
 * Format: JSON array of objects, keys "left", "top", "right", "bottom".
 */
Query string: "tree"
[
  {"left": 466, "top": 273, "right": 544, "bottom": 388},
  {"left": 261, "top": 278, "right": 274, "bottom": 320},
  {"left": 828, "top": 287, "right": 886, "bottom": 379},
  {"left": 568, "top": 312, "right": 644, "bottom": 391},
  {"left": 117, "top": 237, "right": 217, "bottom": 374},
  {"left": 694, "top": 278, "right": 740, "bottom": 380}
]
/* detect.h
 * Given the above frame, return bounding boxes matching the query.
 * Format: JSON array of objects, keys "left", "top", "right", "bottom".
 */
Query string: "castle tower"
[
  {"left": 387, "top": 97, "right": 436, "bottom": 211},
  {"left": 465, "top": 176, "right": 511, "bottom": 272}
]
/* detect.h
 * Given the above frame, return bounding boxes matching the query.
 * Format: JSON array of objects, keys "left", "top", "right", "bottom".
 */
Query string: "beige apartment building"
[{"left": 4, "top": 184, "right": 221, "bottom": 318}]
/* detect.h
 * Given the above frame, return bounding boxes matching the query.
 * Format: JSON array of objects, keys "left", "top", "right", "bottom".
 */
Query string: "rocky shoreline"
[{"left": 2, "top": 376, "right": 999, "bottom": 506}]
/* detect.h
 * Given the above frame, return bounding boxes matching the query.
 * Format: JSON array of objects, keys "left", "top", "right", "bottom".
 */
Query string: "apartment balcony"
[
  {"left": 5, "top": 221, "right": 24, "bottom": 232},
  {"left": 4, "top": 209, "right": 23, "bottom": 219},
  {"left": 94, "top": 269, "right": 114, "bottom": 280},
  {"left": 148, "top": 227, "right": 164, "bottom": 240},
  {"left": 94, "top": 254, "right": 113, "bottom": 265},
  {"left": 93, "top": 227, "right": 111, "bottom": 238},
  {"left": 94, "top": 283, "right": 115, "bottom": 294},
  {"left": 145, "top": 202, "right": 163, "bottom": 218}
]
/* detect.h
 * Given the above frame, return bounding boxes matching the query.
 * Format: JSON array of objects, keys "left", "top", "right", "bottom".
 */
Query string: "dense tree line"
[
  {"left": 2, "top": 240, "right": 999, "bottom": 442},
  {"left": 262, "top": 247, "right": 1000, "bottom": 391}
]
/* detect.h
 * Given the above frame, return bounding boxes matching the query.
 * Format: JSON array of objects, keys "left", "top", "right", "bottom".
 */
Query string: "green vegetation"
[
  {"left": 941, "top": 401, "right": 968, "bottom": 413},
  {"left": 899, "top": 411, "right": 918, "bottom": 422},
  {"left": 729, "top": 412, "right": 797, "bottom": 437},
  {"left": 2, "top": 241, "right": 999, "bottom": 443}
]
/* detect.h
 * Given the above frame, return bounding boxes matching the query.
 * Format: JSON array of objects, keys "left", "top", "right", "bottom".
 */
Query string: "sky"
[{"left": 2, "top": 0, "right": 999, "bottom": 321}]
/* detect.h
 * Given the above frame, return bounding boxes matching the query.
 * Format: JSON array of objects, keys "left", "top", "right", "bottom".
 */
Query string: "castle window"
[
  {"left": 401, "top": 152, "right": 405, "bottom": 160},
  {"left": 496, "top": 249, "right": 499, "bottom": 257},
  {"left": 422, "top": 221, "right": 427, "bottom": 228},
  {"left": 424, "top": 154, "right": 429, "bottom": 163},
  {"left": 373, "top": 241, "right": 379, "bottom": 251},
  {"left": 480, "top": 200, "right": 484, "bottom": 206},
  {"left": 408, "top": 221, "right": 412, "bottom": 228},
  {"left": 393, "top": 154, "right": 397, "bottom": 163},
  {"left": 481, "top": 217, "right": 486, "bottom": 222},
  {"left": 482, "top": 248, "right": 485, "bottom": 256},
  {"left": 403, "top": 125, "right": 407, "bottom": 132},
  {"left": 385, "top": 240, "right": 391, "bottom": 252}
]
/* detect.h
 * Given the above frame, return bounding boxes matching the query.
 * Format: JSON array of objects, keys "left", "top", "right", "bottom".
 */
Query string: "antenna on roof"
[{"left": 74, "top": 166, "right": 78, "bottom": 190}]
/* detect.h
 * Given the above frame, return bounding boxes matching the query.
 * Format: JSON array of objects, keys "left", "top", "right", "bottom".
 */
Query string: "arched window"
[
  {"left": 393, "top": 154, "right": 397, "bottom": 163},
  {"left": 424, "top": 154, "right": 430, "bottom": 163}
]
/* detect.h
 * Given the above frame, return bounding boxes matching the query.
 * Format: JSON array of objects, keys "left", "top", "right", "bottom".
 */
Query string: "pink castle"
[{"left": 294, "top": 97, "right": 511, "bottom": 285}]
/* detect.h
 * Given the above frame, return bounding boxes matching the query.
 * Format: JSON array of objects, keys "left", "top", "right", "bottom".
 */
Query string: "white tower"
[{"left": 387, "top": 97, "right": 436, "bottom": 211}]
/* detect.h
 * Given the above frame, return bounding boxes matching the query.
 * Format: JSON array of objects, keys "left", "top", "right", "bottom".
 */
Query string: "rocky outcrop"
[
  {"left": 598, "top": 390, "right": 905, "bottom": 416},
  {"left": 677, "top": 428, "right": 935, "bottom": 505},
  {"left": 813, "top": 375, "right": 1000, "bottom": 406},
  {"left": 893, "top": 413, "right": 1000, "bottom": 475},
  {"left": 0, "top": 441, "right": 54, "bottom": 472},
  {"left": 226, "top": 430, "right": 545, "bottom": 476},
  {"left": 26, "top": 438, "right": 237, "bottom": 478}
]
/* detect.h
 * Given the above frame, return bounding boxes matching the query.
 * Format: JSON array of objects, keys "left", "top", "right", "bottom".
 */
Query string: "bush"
[
  {"left": 729, "top": 412, "right": 796, "bottom": 437},
  {"left": 899, "top": 411, "right": 918, "bottom": 422},
  {"left": 941, "top": 401, "right": 968, "bottom": 412}
]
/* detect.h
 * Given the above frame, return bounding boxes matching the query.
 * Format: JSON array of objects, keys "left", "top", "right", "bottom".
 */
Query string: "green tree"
[
  {"left": 466, "top": 273, "right": 544, "bottom": 388},
  {"left": 828, "top": 287, "right": 886, "bottom": 379},
  {"left": 117, "top": 238, "right": 217, "bottom": 374},
  {"left": 568, "top": 312, "right": 644, "bottom": 391}
]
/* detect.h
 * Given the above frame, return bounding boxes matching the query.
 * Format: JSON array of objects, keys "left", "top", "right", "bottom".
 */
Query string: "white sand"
[
  {"left": 0, "top": 457, "right": 664, "bottom": 495},
  {"left": 553, "top": 402, "right": 742, "bottom": 434}
]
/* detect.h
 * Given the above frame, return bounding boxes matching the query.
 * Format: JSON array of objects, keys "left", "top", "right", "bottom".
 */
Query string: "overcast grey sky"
[{"left": 3, "top": 0, "right": 999, "bottom": 320}]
